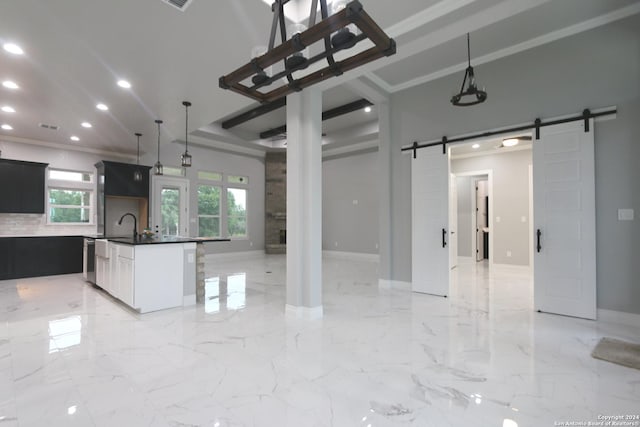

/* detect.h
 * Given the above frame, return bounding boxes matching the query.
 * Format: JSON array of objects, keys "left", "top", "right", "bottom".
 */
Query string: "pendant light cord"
[
  {"left": 157, "top": 122, "right": 161, "bottom": 162},
  {"left": 135, "top": 133, "right": 142, "bottom": 166},
  {"left": 466, "top": 33, "right": 471, "bottom": 68},
  {"left": 185, "top": 103, "right": 189, "bottom": 154}
]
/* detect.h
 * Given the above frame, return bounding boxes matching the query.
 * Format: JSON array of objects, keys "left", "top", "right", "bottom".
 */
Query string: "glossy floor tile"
[{"left": 1, "top": 255, "right": 639, "bottom": 426}]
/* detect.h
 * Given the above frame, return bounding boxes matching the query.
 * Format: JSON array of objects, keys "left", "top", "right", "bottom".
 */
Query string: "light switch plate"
[{"left": 618, "top": 209, "right": 634, "bottom": 221}]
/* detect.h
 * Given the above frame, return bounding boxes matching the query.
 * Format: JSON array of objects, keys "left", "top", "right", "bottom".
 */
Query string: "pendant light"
[
  {"left": 450, "top": 33, "right": 487, "bottom": 107},
  {"left": 133, "top": 133, "right": 143, "bottom": 182},
  {"left": 181, "top": 101, "right": 192, "bottom": 167},
  {"left": 154, "top": 119, "right": 163, "bottom": 175}
]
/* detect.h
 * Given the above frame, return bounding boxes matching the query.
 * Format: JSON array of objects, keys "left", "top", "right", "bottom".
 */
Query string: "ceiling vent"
[
  {"left": 160, "top": 0, "right": 193, "bottom": 12},
  {"left": 39, "top": 123, "right": 59, "bottom": 130}
]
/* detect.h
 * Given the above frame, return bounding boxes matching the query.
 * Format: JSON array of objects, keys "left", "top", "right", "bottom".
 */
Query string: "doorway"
[
  {"left": 452, "top": 170, "right": 494, "bottom": 267},
  {"left": 152, "top": 176, "right": 189, "bottom": 237},
  {"left": 412, "top": 119, "right": 597, "bottom": 320}
]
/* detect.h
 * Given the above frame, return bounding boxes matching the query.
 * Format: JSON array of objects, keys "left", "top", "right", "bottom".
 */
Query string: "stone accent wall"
[{"left": 265, "top": 152, "right": 286, "bottom": 254}]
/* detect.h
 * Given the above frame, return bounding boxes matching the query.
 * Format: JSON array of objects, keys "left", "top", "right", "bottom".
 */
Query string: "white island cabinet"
[{"left": 95, "top": 238, "right": 197, "bottom": 313}]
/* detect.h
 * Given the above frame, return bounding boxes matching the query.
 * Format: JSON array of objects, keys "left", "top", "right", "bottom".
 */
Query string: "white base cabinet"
[{"left": 94, "top": 241, "right": 196, "bottom": 313}]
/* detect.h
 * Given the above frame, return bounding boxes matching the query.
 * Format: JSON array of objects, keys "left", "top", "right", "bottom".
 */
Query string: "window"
[
  {"left": 47, "top": 168, "right": 94, "bottom": 224},
  {"left": 227, "top": 174, "right": 248, "bottom": 185},
  {"left": 198, "top": 185, "right": 221, "bottom": 237},
  {"left": 198, "top": 170, "right": 222, "bottom": 182},
  {"left": 49, "top": 189, "right": 91, "bottom": 223},
  {"left": 48, "top": 169, "right": 92, "bottom": 183},
  {"left": 163, "top": 166, "right": 186, "bottom": 177},
  {"left": 227, "top": 188, "right": 247, "bottom": 237}
]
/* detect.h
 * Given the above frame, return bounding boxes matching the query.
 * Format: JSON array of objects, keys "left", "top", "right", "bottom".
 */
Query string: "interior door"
[
  {"left": 152, "top": 176, "right": 189, "bottom": 237},
  {"left": 533, "top": 120, "right": 596, "bottom": 320},
  {"left": 449, "top": 173, "right": 458, "bottom": 269},
  {"left": 412, "top": 145, "right": 450, "bottom": 296}
]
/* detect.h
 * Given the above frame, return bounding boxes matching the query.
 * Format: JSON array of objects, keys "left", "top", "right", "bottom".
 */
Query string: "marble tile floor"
[{"left": 0, "top": 255, "right": 639, "bottom": 426}]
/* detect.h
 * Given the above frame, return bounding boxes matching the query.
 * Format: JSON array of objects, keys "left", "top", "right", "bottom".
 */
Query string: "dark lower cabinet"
[{"left": 0, "top": 236, "right": 83, "bottom": 280}]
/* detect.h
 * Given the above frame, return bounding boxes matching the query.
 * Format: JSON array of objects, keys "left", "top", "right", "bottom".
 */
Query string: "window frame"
[
  {"left": 197, "top": 184, "right": 222, "bottom": 238},
  {"left": 226, "top": 186, "right": 248, "bottom": 240},
  {"left": 46, "top": 168, "right": 95, "bottom": 225}
]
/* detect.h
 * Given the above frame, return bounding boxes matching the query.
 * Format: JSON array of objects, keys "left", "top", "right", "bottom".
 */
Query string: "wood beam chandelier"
[{"left": 219, "top": 0, "right": 396, "bottom": 103}]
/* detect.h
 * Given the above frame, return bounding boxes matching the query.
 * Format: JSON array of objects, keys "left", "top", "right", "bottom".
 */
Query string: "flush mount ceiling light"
[
  {"left": 502, "top": 138, "right": 519, "bottom": 147},
  {"left": 219, "top": 0, "right": 396, "bottom": 103},
  {"left": 81, "top": 122, "right": 92, "bottom": 128},
  {"left": 96, "top": 103, "right": 109, "bottom": 111},
  {"left": 70, "top": 136, "right": 80, "bottom": 141},
  {"left": 154, "top": 119, "right": 163, "bottom": 175},
  {"left": 451, "top": 33, "right": 487, "bottom": 107},
  {"left": 1, "top": 124, "right": 13, "bottom": 130},
  {"left": 1, "top": 106, "right": 15, "bottom": 113},
  {"left": 117, "top": 79, "right": 131, "bottom": 89},
  {"left": 472, "top": 143, "right": 480, "bottom": 149},
  {"left": 2, "top": 80, "right": 19, "bottom": 90},
  {"left": 3, "top": 43, "right": 24, "bottom": 55},
  {"left": 133, "top": 133, "right": 143, "bottom": 182},
  {"left": 364, "top": 106, "right": 372, "bottom": 113},
  {"left": 180, "top": 101, "right": 192, "bottom": 167}
]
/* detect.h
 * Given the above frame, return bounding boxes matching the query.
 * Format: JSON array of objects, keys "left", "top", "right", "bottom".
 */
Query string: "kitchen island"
[{"left": 94, "top": 236, "right": 229, "bottom": 313}]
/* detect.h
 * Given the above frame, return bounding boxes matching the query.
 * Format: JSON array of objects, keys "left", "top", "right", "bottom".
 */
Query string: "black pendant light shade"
[
  {"left": 181, "top": 101, "right": 192, "bottom": 168},
  {"left": 154, "top": 120, "right": 163, "bottom": 176},
  {"left": 451, "top": 33, "right": 487, "bottom": 107},
  {"left": 133, "top": 133, "right": 143, "bottom": 182}
]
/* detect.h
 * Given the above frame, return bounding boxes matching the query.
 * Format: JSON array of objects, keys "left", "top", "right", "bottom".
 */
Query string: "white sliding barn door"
[
  {"left": 533, "top": 120, "right": 596, "bottom": 320},
  {"left": 412, "top": 146, "right": 450, "bottom": 296}
]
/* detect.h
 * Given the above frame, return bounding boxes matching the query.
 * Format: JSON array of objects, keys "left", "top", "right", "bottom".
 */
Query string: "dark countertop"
[{"left": 106, "top": 236, "right": 231, "bottom": 246}]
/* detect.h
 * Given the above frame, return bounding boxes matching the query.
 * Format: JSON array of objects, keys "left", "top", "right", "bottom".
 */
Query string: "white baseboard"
[
  {"left": 378, "top": 279, "right": 411, "bottom": 290},
  {"left": 205, "top": 250, "right": 265, "bottom": 261},
  {"left": 183, "top": 294, "right": 196, "bottom": 306},
  {"left": 597, "top": 309, "right": 640, "bottom": 327},
  {"left": 285, "top": 304, "right": 323, "bottom": 320},
  {"left": 322, "top": 250, "right": 379, "bottom": 262}
]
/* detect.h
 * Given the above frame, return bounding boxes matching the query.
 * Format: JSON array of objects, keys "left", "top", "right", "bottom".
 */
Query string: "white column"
[
  {"left": 378, "top": 102, "right": 392, "bottom": 283},
  {"left": 286, "top": 88, "right": 323, "bottom": 319}
]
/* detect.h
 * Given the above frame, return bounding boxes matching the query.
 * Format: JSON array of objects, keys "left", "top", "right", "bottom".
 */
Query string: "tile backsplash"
[{"left": 0, "top": 213, "right": 96, "bottom": 236}]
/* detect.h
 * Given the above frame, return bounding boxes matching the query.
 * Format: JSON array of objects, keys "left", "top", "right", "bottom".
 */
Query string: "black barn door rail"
[{"left": 402, "top": 107, "right": 617, "bottom": 158}]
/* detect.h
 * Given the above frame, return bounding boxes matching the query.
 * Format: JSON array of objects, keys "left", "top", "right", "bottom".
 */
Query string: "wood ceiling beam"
[
  {"left": 221, "top": 98, "right": 287, "bottom": 130},
  {"left": 259, "top": 98, "right": 373, "bottom": 139}
]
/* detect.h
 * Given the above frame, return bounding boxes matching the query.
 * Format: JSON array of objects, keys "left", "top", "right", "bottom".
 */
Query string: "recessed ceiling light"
[
  {"left": 81, "top": 122, "right": 92, "bottom": 128},
  {"left": 1, "top": 124, "right": 13, "bottom": 130},
  {"left": 502, "top": 138, "right": 519, "bottom": 147},
  {"left": 364, "top": 106, "right": 372, "bottom": 113},
  {"left": 2, "top": 80, "right": 19, "bottom": 89},
  {"left": 1, "top": 106, "right": 15, "bottom": 113},
  {"left": 96, "top": 103, "right": 109, "bottom": 111},
  {"left": 117, "top": 80, "right": 131, "bottom": 89},
  {"left": 70, "top": 136, "right": 80, "bottom": 141},
  {"left": 472, "top": 143, "right": 480, "bottom": 149},
  {"left": 3, "top": 43, "right": 24, "bottom": 55}
]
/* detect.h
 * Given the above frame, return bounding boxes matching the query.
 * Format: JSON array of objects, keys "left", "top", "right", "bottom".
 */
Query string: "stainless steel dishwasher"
[{"left": 83, "top": 238, "right": 96, "bottom": 284}]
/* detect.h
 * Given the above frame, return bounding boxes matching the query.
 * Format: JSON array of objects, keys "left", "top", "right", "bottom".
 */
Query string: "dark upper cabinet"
[
  {"left": 96, "top": 161, "right": 151, "bottom": 198},
  {"left": 0, "top": 158, "right": 48, "bottom": 213}
]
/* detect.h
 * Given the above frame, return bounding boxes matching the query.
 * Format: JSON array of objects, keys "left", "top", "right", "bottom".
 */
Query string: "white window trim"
[
  {"left": 46, "top": 168, "right": 95, "bottom": 225},
  {"left": 196, "top": 184, "right": 222, "bottom": 238},
  {"left": 226, "top": 187, "right": 248, "bottom": 240}
]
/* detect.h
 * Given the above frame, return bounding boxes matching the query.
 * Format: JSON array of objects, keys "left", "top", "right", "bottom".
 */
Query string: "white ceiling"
[{"left": 1, "top": 0, "right": 639, "bottom": 157}]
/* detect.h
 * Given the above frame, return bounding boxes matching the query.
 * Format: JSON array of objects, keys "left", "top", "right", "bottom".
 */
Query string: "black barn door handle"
[
  {"left": 536, "top": 229, "right": 542, "bottom": 253},
  {"left": 442, "top": 228, "right": 447, "bottom": 248}
]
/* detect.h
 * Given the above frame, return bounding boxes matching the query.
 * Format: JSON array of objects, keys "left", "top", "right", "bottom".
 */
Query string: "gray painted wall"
[
  {"left": 389, "top": 15, "right": 640, "bottom": 314},
  {"left": 452, "top": 150, "right": 532, "bottom": 266},
  {"left": 322, "top": 150, "right": 379, "bottom": 254},
  {"left": 142, "top": 142, "right": 265, "bottom": 255}
]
